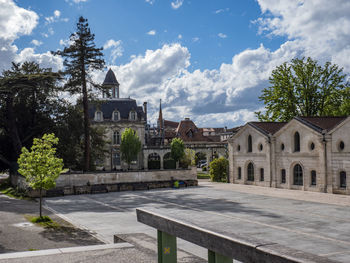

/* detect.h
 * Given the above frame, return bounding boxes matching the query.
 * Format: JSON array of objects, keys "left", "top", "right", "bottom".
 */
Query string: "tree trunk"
[
  {"left": 39, "top": 187, "right": 42, "bottom": 218},
  {"left": 81, "top": 67, "right": 91, "bottom": 171}
]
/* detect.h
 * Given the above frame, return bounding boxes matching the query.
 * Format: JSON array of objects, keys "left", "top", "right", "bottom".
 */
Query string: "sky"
[{"left": 1, "top": 0, "right": 350, "bottom": 128}]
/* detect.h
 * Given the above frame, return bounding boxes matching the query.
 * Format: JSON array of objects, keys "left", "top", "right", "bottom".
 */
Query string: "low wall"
[{"left": 13, "top": 167, "right": 198, "bottom": 197}]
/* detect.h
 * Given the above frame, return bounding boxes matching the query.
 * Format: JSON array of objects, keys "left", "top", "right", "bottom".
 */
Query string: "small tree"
[
  {"left": 209, "top": 157, "right": 229, "bottom": 182},
  {"left": 170, "top": 138, "right": 185, "bottom": 167},
  {"left": 17, "top": 133, "right": 65, "bottom": 218},
  {"left": 180, "top": 148, "right": 195, "bottom": 168},
  {"left": 120, "top": 128, "right": 141, "bottom": 170}
]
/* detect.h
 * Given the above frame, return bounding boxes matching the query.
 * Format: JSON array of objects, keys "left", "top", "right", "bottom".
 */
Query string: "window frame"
[
  {"left": 248, "top": 135, "right": 252, "bottom": 153},
  {"left": 293, "top": 164, "right": 303, "bottom": 186},
  {"left": 340, "top": 171, "right": 346, "bottom": 188},
  {"left": 247, "top": 162, "right": 254, "bottom": 181},
  {"left": 281, "top": 169, "right": 286, "bottom": 184},
  {"left": 294, "top": 132, "right": 300, "bottom": 152},
  {"left": 311, "top": 170, "right": 316, "bottom": 186}
]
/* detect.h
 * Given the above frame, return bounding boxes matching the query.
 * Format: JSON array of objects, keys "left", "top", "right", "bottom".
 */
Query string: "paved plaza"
[{"left": 43, "top": 181, "right": 350, "bottom": 262}]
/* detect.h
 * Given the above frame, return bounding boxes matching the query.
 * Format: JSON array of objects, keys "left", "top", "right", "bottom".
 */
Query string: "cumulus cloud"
[
  {"left": 147, "top": 30, "right": 156, "bottom": 35},
  {"left": 171, "top": 0, "right": 184, "bottom": 10},
  {"left": 0, "top": 0, "right": 38, "bottom": 72},
  {"left": 15, "top": 48, "right": 63, "bottom": 71},
  {"left": 103, "top": 39, "right": 123, "bottom": 64},
  {"left": 31, "top": 39, "right": 43, "bottom": 46}
]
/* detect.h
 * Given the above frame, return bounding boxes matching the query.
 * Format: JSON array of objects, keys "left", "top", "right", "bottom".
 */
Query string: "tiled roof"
[
  {"left": 102, "top": 69, "right": 119, "bottom": 86},
  {"left": 88, "top": 99, "right": 145, "bottom": 121},
  {"left": 249, "top": 122, "right": 287, "bottom": 135},
  {"left": 175, "top": 119, "right": 213, "bottom": 142},
  {"left": 164, "top": 120, "right": 179, "bottom": 129},
  {"left": 296, "top": 116, "right": 347, "bottom": 132}
]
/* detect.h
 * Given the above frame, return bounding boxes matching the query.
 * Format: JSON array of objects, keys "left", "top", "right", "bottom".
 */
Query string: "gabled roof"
[
  {"left": 249, "top": 122, "right": 287, "bottom": 135},
  {"left": 103, "top": 68, "right": 119, "bottom": 86},
  {"left": 175, "top": 118, "right": 213, "bottom": 142},
  {"left": 88, "top": 98, "right": 145, "bottom": 121},
  {"left": 296, "top": 116, "right": 347, "bottom": 133},
  {"left": 164, "top": 120, "right": 179, "bottom": 129}
]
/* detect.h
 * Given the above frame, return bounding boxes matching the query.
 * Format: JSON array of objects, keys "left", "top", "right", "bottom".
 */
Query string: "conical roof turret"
[{"left": 103, "top": 68, "right": 119, "bottom": 85}]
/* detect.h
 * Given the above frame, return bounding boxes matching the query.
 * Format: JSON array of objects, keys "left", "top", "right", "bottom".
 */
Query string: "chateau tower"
[{"left": 102, "top": 68, "right": 119, "bottom": 98}]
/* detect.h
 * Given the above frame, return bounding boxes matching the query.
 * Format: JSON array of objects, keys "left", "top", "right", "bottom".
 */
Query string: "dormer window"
[
  {"left": 188, "top": 130, "right": 193, "bottom": 138},
  {"left": 95, "top": 111, "right": 103, "bottom": 121},
  {"left": 112, "top": 111, "right": 120, "bottom": 121},
  {"left": 129, "top": 111, "right": 136, "bottom": 121}
]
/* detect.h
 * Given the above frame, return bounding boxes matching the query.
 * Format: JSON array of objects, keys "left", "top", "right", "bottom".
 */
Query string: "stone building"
[
  {"left": 89, "top": 69, "right": 147, "bottom": 170},
  {"left": 228, "top": 116, "right": 350, "bottom": 194}
]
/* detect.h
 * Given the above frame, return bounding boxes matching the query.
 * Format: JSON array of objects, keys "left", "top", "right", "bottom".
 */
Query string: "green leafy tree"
[
  {"left": 120, "top": 128, "right": 141, "bottom": 170},
  {"left": 54, "top": 16, "right": 105, "bottom": 171},
  {"left": 180, "top": 148, "right": 195, "bottom": 168},
  {"left": 17, "top": 134, "right": 66, "bottom": 218},
  {"left": 0, "top": 62, "right": 61, "bottom": 175},
  {"left": 256, "top": 57, "right": 350, "bottom": 121},
  {"left": 209, "top": 157, "right": 229, "bottom": 182},
  {"left": 170, "top": 138, "right": 185, "bottom": 165}
]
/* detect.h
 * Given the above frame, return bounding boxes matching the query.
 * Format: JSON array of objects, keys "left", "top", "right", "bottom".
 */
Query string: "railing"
[{"left": 136, "top": 208, "right": 337, "bottom": 263}]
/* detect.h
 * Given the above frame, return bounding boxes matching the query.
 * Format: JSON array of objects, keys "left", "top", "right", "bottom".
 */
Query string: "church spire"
[{"left": 158, "top": 99, "right": 163, "bottom": 130}]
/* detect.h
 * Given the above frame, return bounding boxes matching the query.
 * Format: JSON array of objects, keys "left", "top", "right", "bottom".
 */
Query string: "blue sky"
[{"left": 1, "top": 0, "right": 350, "bottom": 128}]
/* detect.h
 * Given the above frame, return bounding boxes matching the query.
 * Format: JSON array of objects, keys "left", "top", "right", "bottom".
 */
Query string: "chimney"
[
  {"left": 143, "top": 102, "right": 147, "bottom": 121},
  {"left": 184, "top": 117, "right": 190, "bottom": 121}
]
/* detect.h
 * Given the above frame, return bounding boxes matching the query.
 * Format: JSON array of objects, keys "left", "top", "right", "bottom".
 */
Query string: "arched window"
[
  {"left": 130, "top": 111, "right": 136, "bottom": 120},
  {"left": 95, "top": 111, "right": 103, "bottom": 121},
  {"left": 294, "top": 132, "right": 300, "bottom": 152},
  {"left": 112, "top": 111, "right": 119, "bottom": 121},
  {"left": 281, "top": 169, "right": 286, "bottom": 184},
  {"left": 260, "top": 168, "right": 264, "bottom": 181},
  {"left": 247, "top": 162, "right": 254, "bottom": 181},
  {"left": 293, "top": 164, "right": 303, "bottom": 185},
  {"left": 113, "top": 131, "right": 120, "bottom": 145},
  {"left": 311, "top": 170, "right": 316, "bottom": 186},
  {"left": 248, "top": 135, "right": 252, "bottom": 152},
  {"left": 340, "top": 171, "right": 346, "bottom": 188}
]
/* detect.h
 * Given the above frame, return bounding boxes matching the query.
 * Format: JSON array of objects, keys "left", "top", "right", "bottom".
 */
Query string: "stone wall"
[{"left": 13, "top": 167, "right": 198, "bottom": 197}]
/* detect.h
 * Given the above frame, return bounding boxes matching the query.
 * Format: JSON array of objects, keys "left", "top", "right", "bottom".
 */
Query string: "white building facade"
[{"left": 228, "top": 116, "right": 350, "bottom": 195}]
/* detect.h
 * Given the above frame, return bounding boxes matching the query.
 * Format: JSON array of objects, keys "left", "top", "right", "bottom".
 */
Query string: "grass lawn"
[
  {"left": 0, "top": 180, "right": 32, "bottom": 200},
  {"left": 197, "top": 172, "right": 210, "bottom": 179}
]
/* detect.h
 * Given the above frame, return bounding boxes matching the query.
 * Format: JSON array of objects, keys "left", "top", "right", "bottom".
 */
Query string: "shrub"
[
  {"left": 209, "top": 157, "right": 229, "bottom": 182},
  {"left": 202, "top": 166, "right": 207, "bottom": 171}
]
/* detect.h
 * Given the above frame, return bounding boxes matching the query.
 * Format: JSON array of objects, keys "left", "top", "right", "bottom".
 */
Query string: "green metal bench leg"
[
  {"left": 208, "top": 250, "right": 233, "bottom": 263},
  {"left": 158, "top": 230, "right": 177, "bottom": 263}
]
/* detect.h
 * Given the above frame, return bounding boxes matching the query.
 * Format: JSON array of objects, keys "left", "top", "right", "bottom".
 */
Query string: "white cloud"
[
  {"left": 0, "top": 0, "right": 38, "bottom": 72},
  {"left": 31, "top": 39, "right": 43, "bottom": 46},
  {"left": 218, "top": 33, "right": 227, "bottom": 39},
  {"left": 54, "top": 10, "right": 60, "bottom": 17},
  {"left": 178, "top": 34, "right": 182, "bottom": 39},
  {"left": 147, "top": 30, "right": 156, "bottom": 35},
  {"left": 255, "top": 0, "right": 350, "bottom": 71},
  {"left": 145, "top": 0, "right": 155, "bottom": 4},
  {"left": 192, "top": 37, "right": 199, "bottom": 43},
  {"left": 103, "top": 39, "right": 123, "bottom": 64},
  {"left": 215, "top": 8, "right": 229, "bottom": 14},
  {"left": 15, "top": 48, "right": 63, "bottom": 72},
  {"left": 171, "top": 0, "right": 184, "bottom": 10},
  {"left": 45, "top": 10, "right": 66, "bottom": 24}
]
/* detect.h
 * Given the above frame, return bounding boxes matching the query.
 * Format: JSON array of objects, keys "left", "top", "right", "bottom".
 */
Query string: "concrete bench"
[{"left": 136, "top": 208, "right": 338, "bottom": 263}]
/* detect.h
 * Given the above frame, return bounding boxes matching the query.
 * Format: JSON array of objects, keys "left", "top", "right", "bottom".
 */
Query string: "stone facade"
[{"left": 228, "top": 116, "right": 350, "bottom": 195}]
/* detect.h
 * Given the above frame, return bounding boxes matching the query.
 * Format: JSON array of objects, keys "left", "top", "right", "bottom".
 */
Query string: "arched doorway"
[
  {"left": 148, "top": 153, "right": 160, "bottom": 170},
  {"left": 163, "top": 152, "right": 176, "bottom": 169}
]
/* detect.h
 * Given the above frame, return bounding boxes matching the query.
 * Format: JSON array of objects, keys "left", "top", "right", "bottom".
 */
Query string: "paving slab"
[{"left": 44, "top": 182, "right": 350, "bottom": 262}]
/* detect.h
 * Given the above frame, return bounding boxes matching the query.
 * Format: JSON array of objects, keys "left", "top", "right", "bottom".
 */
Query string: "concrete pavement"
[{"left": 43, "top": 181, "right": 350, "bottom": 262}]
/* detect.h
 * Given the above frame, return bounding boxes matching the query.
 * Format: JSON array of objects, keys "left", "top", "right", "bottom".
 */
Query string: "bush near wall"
[
  {"left": 148, "top": 160, "right": 160, "bottom": 170},
  {"left": 164, "top": 159, "right": 176, "bottom": 169},
  {"left": 209, "top": 157, "right": 228, "bottom": 182}
]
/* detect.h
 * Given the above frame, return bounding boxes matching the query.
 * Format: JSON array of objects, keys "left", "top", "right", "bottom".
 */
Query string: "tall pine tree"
[{"left": 54, "top": 16, "right": 105, "bottom": 171}]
